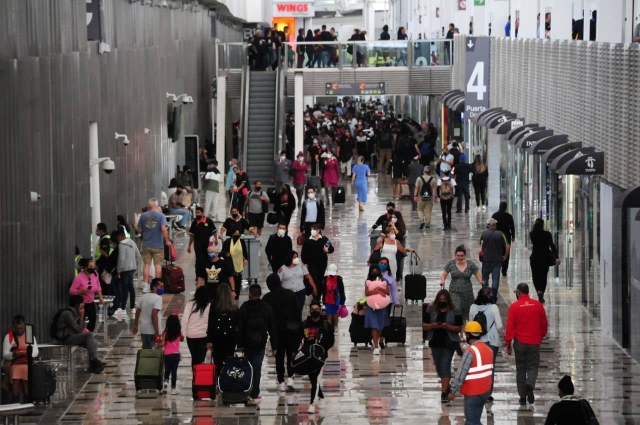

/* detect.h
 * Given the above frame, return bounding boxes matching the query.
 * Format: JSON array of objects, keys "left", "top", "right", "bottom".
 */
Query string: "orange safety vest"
[{"left": 460, "top": 341, "right": 494, "bottom": 396}]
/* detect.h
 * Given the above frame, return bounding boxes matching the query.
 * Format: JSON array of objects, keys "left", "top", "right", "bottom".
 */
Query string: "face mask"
[
  {"left": 156, "top": 288, "right": 165, "bottom": 295},
  {"left": 310, "top": 230, "right": 318, "bottom": 237},
  {"left": 176, "top": 190, "right": 182, "bottom": 195},
  {"left": 95, "top": 232, "right": 101, "bottom": 237},
  {"left": 277, "top": 229, "right": 286, "bottom": 237},
  {"left": 308, "top": 193, "right": 315, "bottom": 200},
  {"left": 438, "top": 301, "right": 448, "bottom": 309},
  {"left": 321, "top": 144, "right": 327, "bottom": 149},
  {"left": 232, "top": 235, "right": 241, "bottom": 241},
  {"left": 281, "top": 156, "right": 286, "bottom": 161},
  {"left": 208, "top": 252, "right": 216, "bottom": 259},
  {"left": 298, "top": 157, "right": 304, "bottom": 162},
  {"left": 232, "top": 213, "right": 239, "bottom": 219},
  {"left": 292, "top": 258, "right": 301, "bottom": 265},
  {"left": 390, "top": 233, "right": 396, "bottom": 240},
  {"left": 391, "top": 218, "right": 398, "bottom": 223},
  {"left": 255, "top": 186, "right": 262, "bottom": 191},
  {"left": 310, "top": 311, "right": 321, "bottom": 319},
  {"left": 379, "top": 264, "right": 388, "bottom": 272},
  {"left": 387, "top": 209, "right": 394, "bottom": 215},
  {"left": 109, "top": 243, "right": 116, "bottom": 249},
  {"left": 87, "top": 268, "right": 96, "bottom": 274},
  {"left": 14, "top": 329, "right": 25, "bottom": 336}
]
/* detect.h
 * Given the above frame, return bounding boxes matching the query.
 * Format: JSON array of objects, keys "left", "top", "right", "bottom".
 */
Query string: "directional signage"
[
  {"left": 325, "top": 82, "right": 386, "bottom": 96},
  {"left": 511, "top": 119, "right": 524, "bottom": 130},
  {"left": 465, "top": 37, "right": 491, "bottom": 119}
]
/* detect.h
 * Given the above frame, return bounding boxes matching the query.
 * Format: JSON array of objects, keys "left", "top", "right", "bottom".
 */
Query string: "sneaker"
[
  {"left": 525, "top": 384, "right": 535, "bottom": 404},
  {"left": 308, "top": 404, "right": 316, "bottom": 413},
  {"left": 441, "top": 392, "right": 448, "bottom": 403},
  {"left": 163, "top": 380, "right": 169, "bottom": 394},
  {"left": 247, "top": 395, "right": 262, "bottom": 405},
  {"left": 487, "top": 396, "right": 494, "bottom": 403},
  {"left": 379, "top": 340, "right": 386, "bottom": 350},
  {"left": 519, "top": 397, "right": 526, "bottom": 406},
  {"left": 419, "top": 221, "right": 425, "bottom": 230},
  {"left": 278, "top": 382, "right": 286, "bottom": 392},
  {"left": 130, "top": 307, "right": 137, "bottom": 316},
  {"left": 171, "top": 388, "right": 179, "bottom": 395},
  {"left": 89, "top": 359, "right": 105, "bottom": 374},
  {"left": 425, "top": 225, "right": 430, "bottom": 230},
  {"left": 142, "top": 283, "right": 150, "bottom": 293},
  {"left": 482, "top": 206, "right": 487, "bottom": 211},
  {"left": 286, "top": 377, "right": 295, "bottom": 391},
  {"left": 373, "top": 348, "right": 380, "bottom": 355}
]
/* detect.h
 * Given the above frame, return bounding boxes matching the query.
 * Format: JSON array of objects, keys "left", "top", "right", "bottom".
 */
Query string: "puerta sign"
[
  {"left": 325, "top": 82, "right": 386, "bottom": 96},
  {"left": 465, "top": 37, "right": 491, "bottom": 119}
]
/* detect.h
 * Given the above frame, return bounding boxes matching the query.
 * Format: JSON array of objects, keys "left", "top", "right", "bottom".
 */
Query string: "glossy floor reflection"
[{"left": 24, "top": 175, "right": 640, "bottom": 424}]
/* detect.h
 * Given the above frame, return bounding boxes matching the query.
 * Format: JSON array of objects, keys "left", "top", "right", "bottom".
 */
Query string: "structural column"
[
  {"left": 597, "top": 0, "right": 625, "bottom": 43},
  {"left": 89, "top": 122, "right": 100, "bottom": 252},
  {"left": 550, "top": 0, "right": 572, "bottom": 39},
  {"left": 363, "top": 0, "right": 375, "bottom": 39},
  {"left": 215, "top": 75, "right": 227, "bottom": 176},
  {"left": 294, "top": 72, "right": 304, "bottom": 158},
  {"left": 513, "top": 0, "right": 537, "bottom": 39}
]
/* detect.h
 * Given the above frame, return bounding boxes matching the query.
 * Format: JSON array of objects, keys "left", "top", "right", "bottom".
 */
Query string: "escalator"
[{"left": 244, "top": 71, "right": 278, "bottom": 185}]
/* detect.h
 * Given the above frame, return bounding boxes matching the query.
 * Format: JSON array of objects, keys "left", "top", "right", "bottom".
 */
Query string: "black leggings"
[
  {"left": 440, "top": 199, "right": 453, "bottom": 226},
  {"left": 84, "top": 302, "right": 97, "bottom": 332},
  {"left": 213, "top": 341, "right": 237, "bottom": 371},
  {"left": 530, "top": 260, "right": 550, "bottom": 295},
  {"left": 275, "top": 343, "right": 295, "bottom": 383},
  {"left": 473, "top": 180, "right": 487, "bottom": 206},
  {"left": 309, "top": 369, "right": 324, "bottom": 404},
  {"left": 186, "top": 337, "right": 208, "bottom": 367}
]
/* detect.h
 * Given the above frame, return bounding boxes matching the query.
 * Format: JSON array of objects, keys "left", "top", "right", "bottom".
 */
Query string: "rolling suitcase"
[
  {"left": 307, "top": 163, "right": 321, "bottom": 191},
  {"left": 218, "top": 354, "right": 254, "bottom": 405},
  {"left": 370, "top": 153, "right": 378, "bottom": 169},
  {"left": 192, "top": 350, "right": 216, "bottom": 400},
  {"left": 404, "top": 273, "right": 427, "bottom": 304},
  {"left": 134, "top": 349, "right": 164, "bottom": 391},
  {"left": 349, "top": 313, "right": 371, "bottom": 346},
  {"left": 382, "top": 306, "right": 407, "bottom": 345},
  {"left": 162, "top": 263, "right": 185, "bottom": 293},
  {"left": 400, "top": 183, "right": 411, "bottom": 199},
  {"left": 334, "top": 186, "right": 346, "bottom": 204},
  {"left": 29, "top": 362, "right": 57, "bottom": 403}
]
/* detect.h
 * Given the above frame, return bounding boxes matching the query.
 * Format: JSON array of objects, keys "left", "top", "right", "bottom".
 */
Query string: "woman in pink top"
[
  {"left": 160, "top": 314, "right": 184, "bottom": 394},
  {"left": 69, "top": 258, "right": 103, "bottom": 332},
  {"left": 322, "top": 150, "right": 340, "bottom": 205},
  {"left": 291, "top": 151, "right": 308, "bottom": 207}
]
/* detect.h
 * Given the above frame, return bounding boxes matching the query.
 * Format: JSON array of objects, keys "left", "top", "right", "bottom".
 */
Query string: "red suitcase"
[
  {"left": 161, "top": 264, "right": 185, "bottom": 293},
  {"left": 192, "top": 363, "right": 216, "bottom": 400}
]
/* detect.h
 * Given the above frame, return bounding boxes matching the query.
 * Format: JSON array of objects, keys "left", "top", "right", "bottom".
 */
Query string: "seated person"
[
  {"left": 52, "top": 295, "right": 107, "bottom": 374},
  {"left": 168, "top": 184, "right": 192, "bottom": 229},
  {"left": 2, "top": 315, "right": 39, "bottom": 401}
]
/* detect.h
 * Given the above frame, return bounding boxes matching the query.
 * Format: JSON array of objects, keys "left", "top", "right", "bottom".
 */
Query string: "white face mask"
[
  {"left": 277, "top": 229, "right": 286, "bottom": 237},
  {"left": 292, "top": 258, "right": 301, "bottom": 265},
  {"left": 280, "top": 156, "right": 286, "bottom": 162},
  {"left": 308, "top": 193, "right": 315, "bottom": 200},
  {"left": 298, "top": 156, "right": 304, "bottom": 162},
  {"left": 310, "top": 230, "right": 318, "bottom": 237},
  {"left": 390, "top": 233, "right": 396, "bottom": 240},
  {"left": 391, "top": 217, "right": 398, "bottom": 223}
]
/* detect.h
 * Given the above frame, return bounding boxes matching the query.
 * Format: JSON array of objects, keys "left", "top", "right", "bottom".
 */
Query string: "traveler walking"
[
  {"left": 265, "top": 223, "right": 293, "bottom": 273},
  {"left": 492, "top": 202, "right": 516, "bottom": 276},
  {"left": 296, "top": 29, "right": 306, "bottom": 68},
  {"left": 225, "top": 160, "right": 238, "bottom": 203},
  {"left": 480, "top": 218, "right": 510, "bottom": 302},
  {"left": 137, "top": 199, "right": 171, "bottom": 291},
  {"left": 436, "top": 146, "right": 454, "bottom": 177},
  {"left": 69, "top": 258, "right": 104, "bottom": 332},
  {"left": 301, "top": 225, "right": 335, "bottom": 299},
  {"left": 529, "top": 218, "right": 560, "bottom": 304},
  {"left": 423, "top": 289, "right": 463, "bottom": 402},
  {"left": 373, "top": 227, "right": 414, "bottom": 281},
  {"left": 320, "top": 264, "right": 346, "bottom": 327},
  {"left": 300, "top": 188, "right": 326, "bottom": 238},
  {"left": 505, "top": 283, "right": 548, "bottom": 406},
  {"left": 222, "top": 231, "right": 248, "bottom": 296},
  {"left": 203, "top": 160, "right": 223, "bottom": 220},
  {"left": 440, "top": 245, "right": 483, "bottom": 319},
  {"left": 338, "top": 130, "right": 356, "bottom": 178},
  {"left": 447, "top": 321, "right": 495, "bottom": 424},
  {"left": 468, "top": 287, "right": 503, "bottom": 402},
  {"left": 472, "top": 155, "right": 488, "bottom": 210},
  {"left": 545, "top": 375, "right": 598, "bottom": 425},
  {"left": 387, "top": 154, "right": 406, "bottom": 201},
  {"left": 262, "top": 273, "right": 301, "bottom": 392},
  {"left": 370, "top": 202, "right": 403, "bottom": 232},
  {"left": 292, "top": 152, "right": 308, "bottom": 207},
  {"left": 364, "top": 265, "right": 390, "bottom": 355},
  {"left": 199, "top": 245, "right": 236, "bottom": 303},
  {"left": 351, "top": 156, "right": 371, "bottom": 211},
  {"left": 244, "top": 181, "right": 269, "bottom": 237},
  {"left": 378, "top": 127, "right": 394, "bottom": 172},
  {"left": 232, "top": 167, "right": 250, "bottom": 211},
  {"left": 321, "top": 150, "right": 340, "bottom": 205},
  {"left": 132, "top": 278, "right": 164, "bottom": 349},
  {"left": 301, "top": 300, "right": 335, "bottom": 413},
  {"left": 274, "top": 184, "right": 296, "bottom": 226},
  {"left": 236, "top": 284, "right": 278, "bottom": 405},
  {"left": 188, "top": 207, "right": 218, "bottom": 288},
  {"left": 437, "top": 170, "right": 456, "bottom": 230},
  {"left": 278, "top": 250, "right": 317, "bottom": 318},
  {"left": 181, "top": 286, "right": 211, "bottom": 367},
  {"left": 219, "top": 207, "right": 258, "bottom": 238},
  {"left": 407, "top": 156, "right": 424, "bottom": 211},
  {"left": 206, "top": 284, "right": 239, "bottom": 369},
  {"left": 414, "top": 166, "right": 438, "bottom": 230},
  {"left": 453, "top": 154, "right": 472, "bottom": 213},
  {"left": 273, "top": 150, "right": 291, "bottom": 194},
  {"left": 159, "top": 314, "right": 184, "bottom": 395}
]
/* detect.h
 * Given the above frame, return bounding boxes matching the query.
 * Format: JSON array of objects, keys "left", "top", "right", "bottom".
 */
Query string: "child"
[
  {"left": 321, "top": 264, "right": 346, "bottom": 328},
  {"left": 159, "top": 314, "right": 184, "bottom": 395}
]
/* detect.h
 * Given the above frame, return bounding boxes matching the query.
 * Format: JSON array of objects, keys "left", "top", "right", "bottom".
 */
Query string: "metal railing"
[{"left": 216, "top": 39, "right": 453, "bottom": 71}]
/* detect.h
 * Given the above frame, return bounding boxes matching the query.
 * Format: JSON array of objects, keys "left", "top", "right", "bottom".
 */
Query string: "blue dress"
[
  {"left": 352, "top": 164, "right": 370, "bottom": 203},
  {"left": 364, "top": 280, "right": 391, "bottom": 330}
]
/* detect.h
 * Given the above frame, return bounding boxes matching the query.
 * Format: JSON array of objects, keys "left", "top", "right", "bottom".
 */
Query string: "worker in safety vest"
[{"left": 447, "top": 321, "right": 494, "bottom": 424}]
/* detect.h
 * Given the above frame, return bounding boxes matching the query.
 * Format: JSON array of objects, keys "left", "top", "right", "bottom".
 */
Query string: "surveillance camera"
[
  {"left": 102, "top": 160, "right": 115, "bottom": 174},
  {"left": 30, "top": 192, "right": 41, "bottom": 203},
  {"left": 123, "top": 137, "right": 130, "bottom": 146},
  {"left": 182, "top": 96, "right": 194, "bottom": 104},
  {"left": 144, "top": 128, "right": 151, "bottom": 135}
]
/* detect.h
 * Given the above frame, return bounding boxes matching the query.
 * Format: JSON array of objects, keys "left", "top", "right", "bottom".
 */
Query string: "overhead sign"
[
  {"left": 560, "top": 151, "right": 605, "bottom": 175},
  {"left": 86, "top": 0, "right": 102, "bottom": 41},
  {"left": 325, "top": 82, "right": 386, "bottom": 96},
  {"left": 273, "top": 1, "right": 314, "bottom": 17},
  {"left": 511, "top": 119, "right": 524, "bottom": 130},
  {"left": 465, "top": 37, "right": 491, "bottom": 119}
]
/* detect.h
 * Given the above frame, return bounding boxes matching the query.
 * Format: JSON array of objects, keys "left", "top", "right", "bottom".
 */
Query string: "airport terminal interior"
[{"left": 2, "top": 0, "right": 640, "bottom": 424}]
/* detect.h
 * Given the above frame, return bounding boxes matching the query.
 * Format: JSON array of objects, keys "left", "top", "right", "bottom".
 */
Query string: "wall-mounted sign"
[
  {"left": 511, "top": 119, "right": 524, "bottom": 130},
  {"left": 273, "top": 1, "right": 314, "bottom": 17},
  {"left": 458, "top": 0, "right": 467, "bottom": 11},
  {"left": 560, "top": 151, "right": 605, "bottom": 175},
  {"left": 465, "top": 37, "right": 491, "bottom": 119},
  {"left": 86, "top": 0, "right": 102, "bottom": 41},
  {"left": 325, "top": 82, "right": 386, "bottom": 96}
]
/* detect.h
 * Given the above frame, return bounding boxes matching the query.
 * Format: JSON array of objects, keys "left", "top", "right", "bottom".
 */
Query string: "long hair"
[
  {"left": 164, "top": 315, "right": 181, "bottom": 342},
  {"left": 117, "top": 215, "right": 130, "bottom": 233},
  {"left": 474, "top": 155, "right": 487, "bottom": 174},
  {"left": 367, "top": 264, "right": 382, "bottom": 281},
  {"left": 190, "top": 286, "right": 210, "bottom": 316},
  {"left": 430, "top": 289, "right": 456, "bottom": 311},
  {"left": 215, "top": 284, "right": 238, "bottom": 312},
  {"left": 532, "top": 218, "right": 545, "bottom": 232},
  {"left": 474, "top": 287, "right": 492, "bottom": 305}
]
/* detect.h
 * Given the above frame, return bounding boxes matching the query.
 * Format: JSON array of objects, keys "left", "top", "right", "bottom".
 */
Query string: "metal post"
[{"left": 89, "top": 122, "right": 100, "bottom": 254}]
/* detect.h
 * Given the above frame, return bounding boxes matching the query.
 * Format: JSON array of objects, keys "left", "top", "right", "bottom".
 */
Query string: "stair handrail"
[{"left": 273, "top": 59, "right": 282, "bottom": 164}]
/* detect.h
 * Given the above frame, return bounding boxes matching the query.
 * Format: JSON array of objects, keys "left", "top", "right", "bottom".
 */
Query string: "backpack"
[
  {"left": 244, "top": 308, "right": 267, "bottom": 349},
  {"left": 420, "top": 142, "right": 431, "bottom": 156},
  {"left": 440, "top": 179, "right": 453, "bottom": 200},
  {"left": 213, "top": 309, "right": 237, "bottom": 338},
  {"left": 473, "top": 309, "right": 489, "bottom": 336},
  {"left": 50, "top": 308, "right": 73, "bottom": 341},
  {"left": 419, "top": 176, "right": 433, "bottom": 200}
]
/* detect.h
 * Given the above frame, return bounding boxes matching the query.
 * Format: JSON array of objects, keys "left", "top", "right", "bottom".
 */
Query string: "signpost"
[
  {"left": 464, "top": 37, "right": 491, "bottom": 120},
  {"left": 325, "top": 82, "right": 386, "bottom": 96}
]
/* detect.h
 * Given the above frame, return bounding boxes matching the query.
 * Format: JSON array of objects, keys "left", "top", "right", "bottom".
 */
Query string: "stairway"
[{"left": 245, "top": 71, "right": 277, "bottom": 185}]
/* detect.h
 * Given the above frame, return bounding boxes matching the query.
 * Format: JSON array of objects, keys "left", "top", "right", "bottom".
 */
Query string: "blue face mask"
[
  {"left": 208, "top": 252, "right": 216, "bottom": 259},
  {"left": 379, "top": 264, "right": 388, "bottom": 272},
  {"left": 109, "top": 243, "right": 116, "bottom": 249},
  {"left": 156, "top": 288, "right": 165, "bottom": 295},
  {"left": 95, "top": 232, "right": 101, "bottom": 237},
  {"left": 14, "top": 329, "right": 25, "bottom": 336}
]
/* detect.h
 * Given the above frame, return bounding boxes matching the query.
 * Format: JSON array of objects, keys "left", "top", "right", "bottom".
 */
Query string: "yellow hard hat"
[{"left": 464, "top": 321, "right": 483, "bottom": 334}]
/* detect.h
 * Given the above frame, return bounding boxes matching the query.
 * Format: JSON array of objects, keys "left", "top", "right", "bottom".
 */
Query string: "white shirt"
[
  {"left": 139, "top": 293, "right": 163, "bottom": 335},
  {"left": 181, "top": 300, "right": 211, "bottom": 339},
  {"left": 468, "top": 304, "right": 504, "bottom": 348},
  {"left": 439, "top": 154, "right": 454, "bottom": 172}
]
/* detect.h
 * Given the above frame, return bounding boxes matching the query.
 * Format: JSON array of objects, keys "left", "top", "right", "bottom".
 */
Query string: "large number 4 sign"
[{"left": 467, "top": 61, "right": 487, "bottom": 101}]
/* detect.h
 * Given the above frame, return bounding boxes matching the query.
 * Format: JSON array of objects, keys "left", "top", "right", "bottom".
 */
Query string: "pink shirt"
[
  {"left": 69, "top": 272, "right": 101, "bottom": 304},
  {"left": 163, "top": 334, "right": 182, "bottom": 355}
]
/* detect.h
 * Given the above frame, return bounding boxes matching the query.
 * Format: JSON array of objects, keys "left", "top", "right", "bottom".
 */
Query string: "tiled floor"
[{"left": 21, "top": 175, "right": 640, "bottom": 424}]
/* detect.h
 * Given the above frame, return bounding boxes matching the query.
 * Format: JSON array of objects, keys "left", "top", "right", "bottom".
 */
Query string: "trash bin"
[
  {"left": 368, "top": 230, "right": 406, "bottom": 280},
  {"left": 241, "top": 235, "right": 260, "bottom": 283}
]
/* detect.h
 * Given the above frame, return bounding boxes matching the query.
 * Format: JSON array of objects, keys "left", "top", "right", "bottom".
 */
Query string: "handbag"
[
  {"left": 297, "top": 232, "right": 305, "bottom": 246},
  {"left": 100, "top": 270, "right": 112, "bottom": 285},
  {"left": 547, "top": 251, "right": 557, "bottom": 267},
  {"left": 478, "top": 230, "right": 495, "bottom": 262},
  {"left": 266, "top": 212, "right": 278, "bottom": 225}
]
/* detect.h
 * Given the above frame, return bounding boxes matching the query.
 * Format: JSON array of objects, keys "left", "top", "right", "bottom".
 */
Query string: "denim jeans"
[
  {"left": 430, "top": 346, "right": 455, "bottom": 378},
  {"left": 463, "top": 393, "right": 489, "bottom": 425},
  {"left": 112, "top": 275, "right": 123, "bottom": 311},
  {"left": 119, "top": 270, "right": 135, "bottom": 309},
  {"left": 489, "top": 344, "right": 499, "bottom": 396},
  {"left": 164, "top": 353, "right": 180, "bottom": 388},
  {"left": 169, "top": 207, "right": 191, "bottom": 227},
  {"left": 245, "top": 347, "right": 266, "bottom": 398},
  {"left": 481, "top": 261, "right": 502, "bottom": 303},
  {"left": 141, "top": 334, "right": 156, "bottom": 350}
]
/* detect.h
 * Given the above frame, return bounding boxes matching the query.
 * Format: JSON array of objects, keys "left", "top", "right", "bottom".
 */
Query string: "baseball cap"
[
  {"left": 487, "top": 218, "right": 498, "bottom": 226},
  {"left": 325, "top": 264, "right": 338, "bottom": 276}
]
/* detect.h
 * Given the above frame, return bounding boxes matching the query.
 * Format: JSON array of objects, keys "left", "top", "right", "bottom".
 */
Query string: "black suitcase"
[
  {"left": 405, "top": 274, "right": 427, "bottom": 304},
  {"left": 349, "top": 313, "right": 371, "bottom": 346},
  {"left": 370, "top": 153, "right": 378, "bottom": 169},
  {"left": 29, "top": 362, "right": 57, "bottom": 403},
  {"left": 382, "top": 305, "right": 407, "bottom": 345},
  {"left": 334, "top": 186, "right": 346, "bottom": 204},
  {"left": 267, "top": 187, "right": 278, "bottom": 204},
  {"left": 218, "top": 355, "right": 254, "bottom": 405}
]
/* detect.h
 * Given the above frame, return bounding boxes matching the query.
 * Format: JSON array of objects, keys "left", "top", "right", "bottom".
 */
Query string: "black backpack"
[
  {"left": 50, "top": 308, "right": 73, "bottom": 341},
  {"left": 419, "top": 176, "right": 433, "bottom": 200},
  {"left": 473, "top": 309, "right": 489, "bottom": 336}
]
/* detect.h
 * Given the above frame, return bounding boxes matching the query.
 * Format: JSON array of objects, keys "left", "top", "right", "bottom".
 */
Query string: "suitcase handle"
[{"left": 391, "top": 305, "right": 404, "bottom": 318}]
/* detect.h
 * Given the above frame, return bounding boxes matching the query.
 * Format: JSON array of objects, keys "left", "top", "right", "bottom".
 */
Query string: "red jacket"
[{"left": 505, "top": 294, "right": 548, "bottom": 346}]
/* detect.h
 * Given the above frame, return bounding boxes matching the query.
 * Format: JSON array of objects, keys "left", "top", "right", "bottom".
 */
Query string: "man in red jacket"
[{"left": 505, "top": 283, "right": 548, "bottom": 406}]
